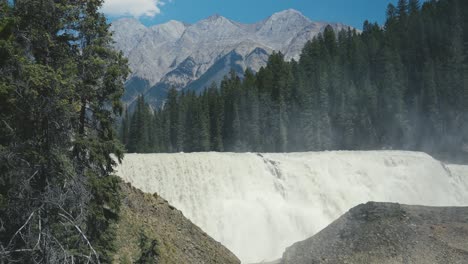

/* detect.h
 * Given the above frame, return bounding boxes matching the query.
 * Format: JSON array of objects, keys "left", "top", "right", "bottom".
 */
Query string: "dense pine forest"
[
  {"left": 121, "top": 0, "right": 468, "bottom": 160},
  {"left": 0, "top": 0, "right": 128, "bottom": 262},
  {"left": 0, "top": 0, "right": 467, "bottom": 263}
]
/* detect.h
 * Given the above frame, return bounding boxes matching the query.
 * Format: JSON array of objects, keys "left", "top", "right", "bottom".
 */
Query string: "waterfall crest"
[{"left": 116, "top": 151, "right": 468, "bottom": 263}]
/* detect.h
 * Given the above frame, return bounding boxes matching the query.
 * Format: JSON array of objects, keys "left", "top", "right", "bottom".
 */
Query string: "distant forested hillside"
[{"left": 121, "top": 0, "right": 468, "bottom": 160}]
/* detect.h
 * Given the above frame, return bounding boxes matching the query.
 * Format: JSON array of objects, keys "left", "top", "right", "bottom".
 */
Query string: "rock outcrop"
[{"left": 281, "top": 202, "right": 468, "bottom": 264}]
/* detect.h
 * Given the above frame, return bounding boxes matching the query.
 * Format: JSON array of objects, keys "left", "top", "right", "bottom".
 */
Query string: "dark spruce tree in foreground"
[
  {"left": 122, "top": 0, "right": 468, "bottom": 161},
  {"left": 0, "top": 0, "right": 129, "bottom": 263}
]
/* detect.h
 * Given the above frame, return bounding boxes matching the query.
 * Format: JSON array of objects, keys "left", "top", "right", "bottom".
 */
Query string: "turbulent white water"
[{"left": 115, "top": 151, "right": 468, "bottom": 263}]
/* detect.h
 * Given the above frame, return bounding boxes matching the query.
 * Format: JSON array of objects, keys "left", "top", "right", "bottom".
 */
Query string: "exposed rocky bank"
[
  {"left": 112, "top": 183, "right": 240, "bottom": 264},
  {"left": 281, "top": 202, "right": 468, "bottom": 264}
]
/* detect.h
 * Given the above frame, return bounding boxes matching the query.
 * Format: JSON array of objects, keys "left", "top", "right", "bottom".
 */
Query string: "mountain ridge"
[{"left": 110, "top": 9, "right": 354, "bottom": 108}]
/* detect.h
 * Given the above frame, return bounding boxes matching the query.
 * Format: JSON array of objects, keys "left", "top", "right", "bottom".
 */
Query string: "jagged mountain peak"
[
  {"left": 206, "top": 13, "right": 223, "bottom": 20},
  {"left": 255, "top": 9, "right": 312, "bottom": 51},
  {"left": 110, "top": 17, "right": 147, "bottom": 56},
  {"left": 193, "top": 14, "right": 235, "bottom": 26},
  {"left": 150, "top": 20, "right": 187, "bottom": 39},
  {"left": 155, "top": 19, "right": 186, "bottom": 28},
  {"left": 112, "top": 10, "right": 354, "bottom": 108},
  {"left": 271, "top": 9, "right": 305, "bottom": 18},
  {"left": 266, "top": 8, "right": 310, "bottom": 23},
  {"left": 180, "top": 13, "right": 243, "bottom": 45},
  {"left": 198, "top": 13, "right": 234, "bottom": 25}
]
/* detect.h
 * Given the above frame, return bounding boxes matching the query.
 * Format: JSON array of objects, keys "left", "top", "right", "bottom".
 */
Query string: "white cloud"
[{"left": 102, "top": 0, "right": 165, "bottom": 18}]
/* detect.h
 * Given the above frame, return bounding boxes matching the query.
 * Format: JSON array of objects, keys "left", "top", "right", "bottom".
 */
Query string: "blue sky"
[{"left": 103, "top": 0, "right": 425, "bottom": 29}]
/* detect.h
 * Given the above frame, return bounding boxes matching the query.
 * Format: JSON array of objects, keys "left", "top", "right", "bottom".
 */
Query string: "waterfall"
[{"left": 115, "top": 151, "right": 468, "bottom": 263}]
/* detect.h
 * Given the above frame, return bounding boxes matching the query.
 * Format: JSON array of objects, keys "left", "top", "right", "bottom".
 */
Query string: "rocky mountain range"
[{"left": 110, "top": 9, "right": 352, "bottom": 108}]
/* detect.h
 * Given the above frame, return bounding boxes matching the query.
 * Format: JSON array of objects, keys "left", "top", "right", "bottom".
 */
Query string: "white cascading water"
[{"left": 115, "top": 151, "right": 468, "bottom": 263}]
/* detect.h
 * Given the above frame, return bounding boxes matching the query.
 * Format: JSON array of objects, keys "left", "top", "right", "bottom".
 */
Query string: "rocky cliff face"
[
  {"left": 113, "top": 183, "right": 240, "bottom": 264},
  {"left": 281, "top": 202, "right": 468, "bottom": 264},
  {"left": 110, "top": 9, "right": 352, "bottom": 108}
]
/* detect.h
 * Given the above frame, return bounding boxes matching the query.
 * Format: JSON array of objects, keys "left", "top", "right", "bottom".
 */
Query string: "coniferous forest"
[
  {"left": 0, "top": 0, "right": 128, "bottom": 262},
  {"left": 121, "top": 0, "right": 468, "bottom": 160},
  {"left": 0, "top": 0, "right": 467, "bottom": 263}
]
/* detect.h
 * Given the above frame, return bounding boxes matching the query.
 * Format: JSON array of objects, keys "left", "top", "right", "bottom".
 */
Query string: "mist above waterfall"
[{"left": 116, "top": 151, "right": 468, "bottom": 263}]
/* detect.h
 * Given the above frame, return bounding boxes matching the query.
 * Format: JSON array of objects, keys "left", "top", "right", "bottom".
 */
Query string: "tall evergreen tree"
[
  {"left": 121, "top": 106, "right": 130, "bottom": 147},
  {"left": 408, "top": 0, "right": 420, "bottom": 14},
  {"left": 167, "top": 87, "right": 179, "bottom": 152},
  {"left": 0, "top": 0, "right": 129, "bottom": 262},
  {"left": 397, "top": 0, "right": 409, "bottom": 19}
]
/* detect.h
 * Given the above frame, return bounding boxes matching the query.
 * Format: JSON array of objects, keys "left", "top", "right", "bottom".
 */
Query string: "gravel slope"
[
  {"left": 113, "top": 183, "right": 240, "bottom": 264},
  {"left": 281, "top": 202, "right": 468, "bottom": 264}
]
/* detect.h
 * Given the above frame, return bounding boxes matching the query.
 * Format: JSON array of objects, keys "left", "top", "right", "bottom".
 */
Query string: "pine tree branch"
[
  {"left": 58, "top": 213, "right": 100, "bottom": 264},
  {"left": 1, "top": 120, "right": 13, "bottom": 133},
  {"left": 7, "top": 210, "right": 35, "bottom": 248}
]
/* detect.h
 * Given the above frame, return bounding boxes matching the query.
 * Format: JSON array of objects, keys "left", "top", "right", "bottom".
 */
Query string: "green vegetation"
[
  {"left": 122, "top": 0, "right": 468, "bottom": 160},
  {"left": 112, "top": 183, "right": 240, "bottom": 264},
  {"left": 1, "top": 0, "right": 467, "bottom": 262},
  {"left": 0, "top": 0, "right": 128, "bottom": 262},
  {"left": 136, "top": 230, "right": 160, "bottom": 264}
]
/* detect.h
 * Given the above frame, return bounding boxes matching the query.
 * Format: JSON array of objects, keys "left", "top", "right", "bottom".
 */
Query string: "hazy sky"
[{"left": 102, "top": 0, "right": 425, "bottom": 29}]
